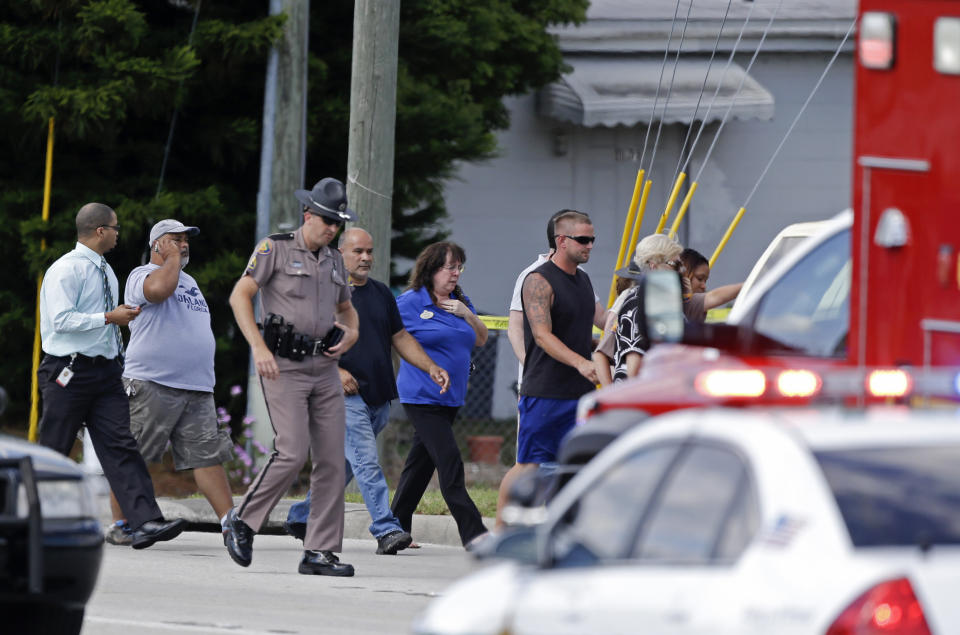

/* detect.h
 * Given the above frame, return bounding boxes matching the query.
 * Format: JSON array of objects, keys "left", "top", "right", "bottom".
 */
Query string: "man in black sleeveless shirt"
[{"left": 516, "top": 210, "right": 599, "bottom": 477}]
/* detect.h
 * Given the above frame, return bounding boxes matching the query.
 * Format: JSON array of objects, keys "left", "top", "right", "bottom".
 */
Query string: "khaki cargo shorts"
[{"left": 123, "top": 378, "right": 234, "bottom": 470}]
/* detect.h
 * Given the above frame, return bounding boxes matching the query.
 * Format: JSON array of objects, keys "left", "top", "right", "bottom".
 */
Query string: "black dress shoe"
[
  {"left": 283, "top": 520, "right": 306, "bottom": 542},
  {"left": 376, "top": 529, "right": 413, "bottom": 555},
  {"left": 131, "top": 518, "right": 187, "bottom": 550},
  {"left": 223, "top": 507, "right": 254, "bottom": 567},
  {"left": 298, "top": 550, "right": 355, "bottom": 577}
]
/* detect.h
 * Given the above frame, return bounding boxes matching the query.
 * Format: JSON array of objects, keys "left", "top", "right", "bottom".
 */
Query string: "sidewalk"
[{"left": 136, "top": 495, "right": 493, "bottom": 548}]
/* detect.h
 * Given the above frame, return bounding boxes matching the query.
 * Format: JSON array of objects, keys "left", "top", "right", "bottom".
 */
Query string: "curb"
[{"left": 152, "top": 496, "right": 494, "bottom": 548}]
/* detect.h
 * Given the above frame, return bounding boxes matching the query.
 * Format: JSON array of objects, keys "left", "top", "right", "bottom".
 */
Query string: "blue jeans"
[{"left": 287, "top": 395, "right": 402, "bottom": 538}]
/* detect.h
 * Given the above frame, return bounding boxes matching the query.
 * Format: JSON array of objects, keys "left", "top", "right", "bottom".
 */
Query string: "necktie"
[{"left": 100, "top": 259, "right": 125, "bottom": 359}]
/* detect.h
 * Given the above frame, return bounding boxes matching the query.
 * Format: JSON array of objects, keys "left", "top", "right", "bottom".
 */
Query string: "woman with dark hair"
[
  {"left": 680, "top": 247, "right": 711, "bottom": 294},
  {"left": 390, "top": 241, "right": 489, "bottom": 549},
  {"left": 678, "top": 247, "right": 743, "bottom": 323}
]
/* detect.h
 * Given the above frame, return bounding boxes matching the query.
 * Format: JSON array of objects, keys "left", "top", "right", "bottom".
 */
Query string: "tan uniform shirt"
[{"left": 243, "top": 228, "right": 350, "bottom": 371}]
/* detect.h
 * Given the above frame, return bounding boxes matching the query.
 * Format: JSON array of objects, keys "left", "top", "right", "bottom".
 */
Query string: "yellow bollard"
[
  {"left": 710, "top": 206, "right": 746, "bottom": 268},
  {"left": 655, "top": 172, "right": 687, "bottom": 234},
  {"left": 29, "top": 117, "right": 55, "bottom": 443},
  {"left": 608, "top": 168, "right": 645, "bottom": 306},
  {"left": 668, "top": 181, "right": 699, "bottom": 240},
  {"left": 626, "top": 179, "right": 653, "bottom": 268}
]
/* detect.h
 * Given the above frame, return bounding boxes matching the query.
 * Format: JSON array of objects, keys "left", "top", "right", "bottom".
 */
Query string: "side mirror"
[
  {"left": 471, "top": 525, "right": 538, "bottom": 564},
  {"left": 644, "top": 270, "right": 684, "bottom": 343}
]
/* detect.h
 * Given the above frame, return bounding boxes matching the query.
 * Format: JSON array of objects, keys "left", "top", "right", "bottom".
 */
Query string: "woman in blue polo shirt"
[{"left": 391, "top": 241, "right": 489, "bottom": 548}]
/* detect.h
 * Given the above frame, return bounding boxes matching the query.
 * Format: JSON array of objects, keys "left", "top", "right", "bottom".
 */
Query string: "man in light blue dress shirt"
[{"left": 37, "top": 202, "right": 187, "bottom": 549}]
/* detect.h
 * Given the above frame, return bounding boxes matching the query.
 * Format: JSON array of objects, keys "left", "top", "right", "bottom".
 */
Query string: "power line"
[
  {"left": 671, "top": 0, "right": 735, "bottom": 186},
  {"left": 742, "top": 17, "right": 857, "bottom": 209},
  {"left": 639, "top": 0, "right": 685, "bottom": 170},
  {"left": 156, "top": 0, "right": 203, "bottom": 199},
  {"left": 645, "top": 0, "right": 698, "bottom": 180},
  {"left": 693, "top": 0, "right": 783, "bottom": 183}
]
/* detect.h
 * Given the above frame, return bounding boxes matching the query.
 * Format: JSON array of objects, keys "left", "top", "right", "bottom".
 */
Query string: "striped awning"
[{"left": 539, "top": 57, "right": 775, "bottom": 128}]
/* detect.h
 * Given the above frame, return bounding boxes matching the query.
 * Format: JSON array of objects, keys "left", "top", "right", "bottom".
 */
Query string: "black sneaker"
[
  {"left": 298, "top": 550, "right": 355, "bottom": 577},
  {"left": 223, "top": 507, "right": 254, "bottom": 567},
  {"left": 282, "top": 520, "right": 307, "bottom": 542},
  {"left": 376, "top": 529, "right": 413, "bottom": 555}
]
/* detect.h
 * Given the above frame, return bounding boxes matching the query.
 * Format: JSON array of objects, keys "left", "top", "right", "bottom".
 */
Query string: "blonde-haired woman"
[{"left": 610, "top": 234, "right": 685, "bottom": 380}]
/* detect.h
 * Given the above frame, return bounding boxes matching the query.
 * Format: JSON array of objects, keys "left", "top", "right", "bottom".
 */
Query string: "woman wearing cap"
[{"left": 390, "top": 241, "right": 489, "bottom": 550}]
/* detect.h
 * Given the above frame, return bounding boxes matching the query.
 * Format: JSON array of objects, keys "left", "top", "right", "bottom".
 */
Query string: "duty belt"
[
  {"left": 290, "top": 337, "right": 331, "bottom": 359},
  {"left": 261, "top": 313, "right": 343, "bottom": 362}
]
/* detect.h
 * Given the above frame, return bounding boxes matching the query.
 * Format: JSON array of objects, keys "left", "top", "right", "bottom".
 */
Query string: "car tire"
[
  {"left": 3, "top": 602, "right": 84, "bottom": 635},
  {"left": 45, "top": 604, "right": 85, "bottom": 635}
]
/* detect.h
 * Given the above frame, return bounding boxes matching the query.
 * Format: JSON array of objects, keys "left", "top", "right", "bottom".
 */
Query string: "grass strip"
[{"left": 345, "top": 487, "right": 497, "bottom": 519}]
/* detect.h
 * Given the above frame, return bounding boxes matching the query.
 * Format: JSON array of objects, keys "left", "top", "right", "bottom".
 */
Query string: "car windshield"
[
  {"left": 753, "top": 235, "right": 810, "bottom": 284},
  {"left": 749, "top": 229, "right": 850, "bottom": 357},
  {"left": 814, "top": 445, "right": 960, "bottom": 547}
]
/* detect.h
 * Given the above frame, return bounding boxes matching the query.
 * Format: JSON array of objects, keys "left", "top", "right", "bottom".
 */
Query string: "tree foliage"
[
  {"left": 307, "top": 0, "right": 587, "bottom": 281},
  {"left": 0, "top": 0, "right": 586, "bottom": 428}
]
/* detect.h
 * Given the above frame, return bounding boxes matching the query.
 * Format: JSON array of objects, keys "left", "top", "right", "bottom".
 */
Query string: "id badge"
[{"left": 56, "top": 366, "right": 75, "bottom": 387}]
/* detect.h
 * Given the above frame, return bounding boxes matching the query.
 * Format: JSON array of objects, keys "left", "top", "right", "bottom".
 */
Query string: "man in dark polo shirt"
[
  {"left": 517, "top": 209, "right": 599, "bottom": 483},
  {"left": 285, "top": 228, "right": 450, "bottom": 555}
]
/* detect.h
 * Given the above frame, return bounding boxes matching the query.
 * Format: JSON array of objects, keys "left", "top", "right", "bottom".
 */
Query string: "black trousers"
[
  {"left": 391, "top": 404, "right": 486, "bottom": 545},
  {"left": 37, "top": 354, "right": 162, "bottom": 529}
]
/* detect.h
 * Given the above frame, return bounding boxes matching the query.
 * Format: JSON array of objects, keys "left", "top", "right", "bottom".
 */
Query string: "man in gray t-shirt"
[{"left": 103, "top": 219, "right": 234, "bottom": 546}]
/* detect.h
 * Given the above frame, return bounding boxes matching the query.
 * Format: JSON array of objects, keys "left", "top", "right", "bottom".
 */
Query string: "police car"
[
  {"left": 0, "top": 385, "right": 103, "bottom": 635},
  {"left": 415, "top": 405, "right": 960, "bottom": 635}
]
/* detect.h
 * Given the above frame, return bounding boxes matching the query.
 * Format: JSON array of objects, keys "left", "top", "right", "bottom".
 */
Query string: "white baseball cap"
[{"left": 148, "top": 219, "right": 199, "bottom": 245}]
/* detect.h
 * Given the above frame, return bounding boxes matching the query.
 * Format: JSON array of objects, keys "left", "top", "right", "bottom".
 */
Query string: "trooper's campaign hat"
[{"left": 294, "top": 178, "right": 357, "bottom": 223}]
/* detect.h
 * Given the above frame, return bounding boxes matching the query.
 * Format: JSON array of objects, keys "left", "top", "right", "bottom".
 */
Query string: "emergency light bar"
[
  {"left": 695, "top": 369, "right": 766, "bottom": 398},
  {"left": 776, "top": 370, "right": 822, "bottom": 398},
  {"left": 693, "top": 367, "right": 960, "bottom": 403}
]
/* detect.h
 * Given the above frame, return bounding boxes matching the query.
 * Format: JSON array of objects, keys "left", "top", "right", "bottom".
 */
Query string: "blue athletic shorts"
[{"left": 517, "top": 396, "right": 578, "bottom": 464}]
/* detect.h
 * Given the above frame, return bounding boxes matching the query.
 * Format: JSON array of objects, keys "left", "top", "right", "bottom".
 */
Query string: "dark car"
[{"left": 0, "top": 427, "right": 103, "bottom": 634}]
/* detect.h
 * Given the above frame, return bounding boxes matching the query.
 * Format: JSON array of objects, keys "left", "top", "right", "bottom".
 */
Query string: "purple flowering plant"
[{"left": 219, "top": 384, "right": 270, "bottom": 489}]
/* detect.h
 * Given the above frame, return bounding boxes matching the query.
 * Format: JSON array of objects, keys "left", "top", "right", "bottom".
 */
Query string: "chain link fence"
[{"left": 380, "top": 327, "right": 517, "bottom": 486}]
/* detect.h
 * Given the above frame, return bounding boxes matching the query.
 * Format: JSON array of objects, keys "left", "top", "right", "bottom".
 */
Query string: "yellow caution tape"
[
  {"left": 479, "top": 314, "right": 603, "bottom": 336},
  {"left": 706, "top": 308, "right": 731, "bottom": 323},
  {"left": 478, "top": 315, "right": 510, "bottom": 331},
  {"left": 481, "top": 308, "right": 730, "bottom": 333}
]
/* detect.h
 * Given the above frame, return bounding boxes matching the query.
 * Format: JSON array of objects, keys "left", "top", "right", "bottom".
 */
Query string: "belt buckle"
[{"left": 311, "top": 340, "right": 324, "bottom": 356}]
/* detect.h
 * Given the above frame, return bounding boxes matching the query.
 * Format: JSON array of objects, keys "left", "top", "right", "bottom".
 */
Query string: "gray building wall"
[{"left": 443, "top": 52, "right": 853, "bottom": 419}]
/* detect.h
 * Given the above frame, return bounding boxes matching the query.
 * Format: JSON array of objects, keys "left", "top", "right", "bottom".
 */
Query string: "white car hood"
[{"left": 413, "top": 562, "right": 524, "bottom": 635}]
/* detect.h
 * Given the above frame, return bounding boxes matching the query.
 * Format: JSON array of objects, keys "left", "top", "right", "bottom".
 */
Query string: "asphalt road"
[{"left": 82, "top": 531, "right": 481, "bottom": 635}]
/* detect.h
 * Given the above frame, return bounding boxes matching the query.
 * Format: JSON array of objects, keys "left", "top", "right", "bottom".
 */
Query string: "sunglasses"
[
  {"left": 304, "top": 206, "right": 345, "bottom": 228},
  {"left": 319, "top": 215, "right": 343, "bottom": 228},
  {"left": 98, "top": 224, "right": 121, "bottom": 232},
  {"left": 559, "top": 234, "right": 596, "bottom": 245}
]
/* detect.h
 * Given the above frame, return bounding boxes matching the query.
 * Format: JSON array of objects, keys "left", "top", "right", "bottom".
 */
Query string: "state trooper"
[{"left": 224, "top": 177, "right": 360, "bottom": 577}]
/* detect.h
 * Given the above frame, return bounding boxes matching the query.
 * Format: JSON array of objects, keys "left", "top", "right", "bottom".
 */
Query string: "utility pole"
[
  {"left": 248, "top": 0, "right": 310, "bottom": 442},
  {"left": 256, "top": 0, "right": 310, "bottom": 239},
  {"left": 346, "top": 0, "right": 401, "bottom": 284}
]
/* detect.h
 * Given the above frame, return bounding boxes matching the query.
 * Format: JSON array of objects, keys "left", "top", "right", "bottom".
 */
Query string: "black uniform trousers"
[
  {"left": 391, "top": 403, "right": 487, "bottom": 546},
  {"left": 37, "top": 354, "right": 162, "bottom": 530}
]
